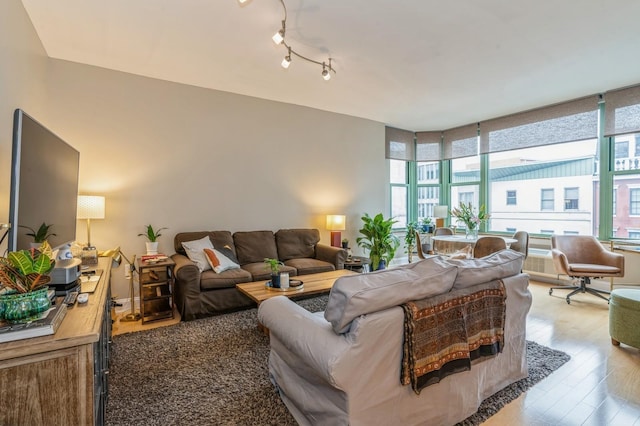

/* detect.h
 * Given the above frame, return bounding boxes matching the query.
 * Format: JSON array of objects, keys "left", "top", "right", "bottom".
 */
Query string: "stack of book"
[
  {"left": 141, "top": 254, "right": 169, "bottom": 264},
  {"left": 0, "top": 304, "right": 67, "bottom": 343}
]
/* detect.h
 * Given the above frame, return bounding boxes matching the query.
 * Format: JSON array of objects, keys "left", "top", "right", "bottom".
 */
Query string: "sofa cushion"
[
  {"left": 275, "top": 229, "right": 319, "bottom": 261},
  {"left": 443, "top": 249, "right": 525, "bottom": 289},
  {"left": 242, "top": 262, "right": 298, "bottom": 281},
  {"left": 324, "top": 258, "right": 458, "bottom": 333},
  {"left": 284, "top": 258, "right": 334, "bottom": 275},
  {"left": 200, "top": 268, "right": 253, "bottom": 291},
  {"left": 233, "top": 231, "right": 279, "bottom": 265},
  {"left": 181, "top": 236, "right": 215, "bottom": 272}
]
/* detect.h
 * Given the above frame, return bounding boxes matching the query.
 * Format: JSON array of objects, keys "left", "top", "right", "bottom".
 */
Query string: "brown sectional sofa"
[{"left": 171, "top": 229, "right": 348, "bottom": 320}]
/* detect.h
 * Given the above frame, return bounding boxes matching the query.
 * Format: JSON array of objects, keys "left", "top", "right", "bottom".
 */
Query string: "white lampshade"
[
  {"left": 326, "top": 215, "right": 346, "bottom": 231},
  {"left": 434, "top": 205, "right": 449, "bottom": 218},
  {"left": 77, "top": 195, "right": 105, "bottom": 220}
]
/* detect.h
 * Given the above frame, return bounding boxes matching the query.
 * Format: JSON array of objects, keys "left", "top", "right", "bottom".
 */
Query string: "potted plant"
[
  {"left": 420, "top": 217, "right": 434, "bottom": 233},
  {"left": 356, "top": 213, "right": 400, "bottom": 271},
  {"left": 450, "top": 202, "right": 490, "bottom": 239},
  {"left": 264, "top": 258, "right": 284, "bottom": 288},
  {"left": 20, "top": 222, "right": 56, "bottom": 248},
  {"left": 341, "top": 238, "right": 349, "bottom": 249},
  {"left": 0, "top": 246, "right": 55, "bottom": 322},
  {"left": 404, "top": 221, "right": 419, "bottom": 263},
  {"left": 138, "top": 225, "right": 168, "bottom": 255}
]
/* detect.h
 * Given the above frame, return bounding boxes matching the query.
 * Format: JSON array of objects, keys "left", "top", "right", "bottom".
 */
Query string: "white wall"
[{"left": 0, "top": 0, "right": 49, "bottom": 241}]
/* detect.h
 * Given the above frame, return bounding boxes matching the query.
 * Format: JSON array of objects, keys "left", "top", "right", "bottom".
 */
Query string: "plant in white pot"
[
  {"left": 138, "top": 225, "right": 168, "bottom": 255},
  {"left": 19, "top": 222, "right": 56, "bottom": 249}
]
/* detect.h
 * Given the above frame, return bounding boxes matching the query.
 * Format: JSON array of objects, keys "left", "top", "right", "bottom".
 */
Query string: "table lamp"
[
  {"left": 434, "top": 205, "right": 449, "bottom": 228},
  {"left": 77, "top": 195, "right": 105, "bottom": 266},
  {"left": 326, "top": 214, "right": 346, "bottom": 247}
]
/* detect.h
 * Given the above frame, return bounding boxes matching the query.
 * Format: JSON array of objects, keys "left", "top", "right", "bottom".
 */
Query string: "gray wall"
[{"left": 1, "top": 0, "right": 389, "bottom": 298}]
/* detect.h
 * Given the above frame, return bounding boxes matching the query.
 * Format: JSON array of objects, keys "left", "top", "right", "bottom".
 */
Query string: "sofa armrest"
[
  {"left": 316, "top": 244, "right": 348, "bottom": 269},
  {"left": 171, "top": 253, "right": 201, "bottom": 294},
  {"left": 258, "top": 296, "right": 350, "bottom": 382}
]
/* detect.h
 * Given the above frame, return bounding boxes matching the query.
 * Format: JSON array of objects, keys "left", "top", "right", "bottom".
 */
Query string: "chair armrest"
[
  {"left": 599, "top": 249, "right": 625, "bottom": 272},
  {"left": 551, "top": 248, "right": 571, "bottom": 276},
  {"left": 258, "top": 296, "right": 350, "bottom": 382},
  {"left": 171, "top": 253, "right": 201, "bottom": 295},
  {"left": 316, "top": 244, "right": 348, "bottom": 269}
]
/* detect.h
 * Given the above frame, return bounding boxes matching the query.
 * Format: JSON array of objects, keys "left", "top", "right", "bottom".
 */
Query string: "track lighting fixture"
[
  {"left": 281, "top": 47, "right": 292, "bottom": 69},
  {"left": 239, "top": 0, "right": 336, "bottom": 80}
]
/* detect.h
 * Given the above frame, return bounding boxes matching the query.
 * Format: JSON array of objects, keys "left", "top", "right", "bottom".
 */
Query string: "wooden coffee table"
[{"left": 236, "top": 269, "right": 355, "bottom": 306}]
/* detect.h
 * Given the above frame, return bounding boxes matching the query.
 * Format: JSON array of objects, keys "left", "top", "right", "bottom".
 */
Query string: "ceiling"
[{"left": 20, "top": 0, "right": 640, "bottom": 131}]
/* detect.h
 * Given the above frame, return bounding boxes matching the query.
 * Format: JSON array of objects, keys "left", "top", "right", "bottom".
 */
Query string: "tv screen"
[{"left": 8, "top": 109, "right": 80, "bottom": 253}]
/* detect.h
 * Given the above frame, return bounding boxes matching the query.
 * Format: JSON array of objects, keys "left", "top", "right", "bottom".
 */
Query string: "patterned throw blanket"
[{"left": 401, "top": 280, "right": 506, "bottom": 394}]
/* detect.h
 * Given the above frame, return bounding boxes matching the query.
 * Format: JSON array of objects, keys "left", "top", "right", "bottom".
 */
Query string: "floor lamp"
[{"left": 117, "top": 250, "right": 140, "bottom": 322}]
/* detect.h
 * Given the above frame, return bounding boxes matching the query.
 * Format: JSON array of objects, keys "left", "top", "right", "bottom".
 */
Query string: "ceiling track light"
[{"left": 239, "top": 0, "right": 336, "bottom": 80}]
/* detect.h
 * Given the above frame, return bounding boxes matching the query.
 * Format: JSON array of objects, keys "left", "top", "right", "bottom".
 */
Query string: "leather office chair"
[
  {"left": 510, "top": 231, "right": 529, "bottom": 259},
  {"left": 550, "top": 235, "right": 624, "bottom": 304},
  {"left": 431, "top": 227, "right": 454, "bottom": 254},
  {"left": 473, "top": 236, "right": 507, "bottom": 258}
]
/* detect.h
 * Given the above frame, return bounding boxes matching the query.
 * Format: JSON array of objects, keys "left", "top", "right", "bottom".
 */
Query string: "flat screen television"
[{"left": 7, "top": 109, "right": 80, "bottom": 253}]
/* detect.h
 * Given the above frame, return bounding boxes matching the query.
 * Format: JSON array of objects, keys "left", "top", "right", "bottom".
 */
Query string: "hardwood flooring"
[
  {"left": 485, "top": 281, "right": 640, "bottom": 425},
  {"left": 110, "top": 280, "right": 640, "bottom": 425}
]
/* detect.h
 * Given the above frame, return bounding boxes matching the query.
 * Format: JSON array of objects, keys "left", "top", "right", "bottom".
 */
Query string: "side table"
[
  {"left": 137, "top": 257, "right": 175, "bottom": 324},
  {"left": 344, "top": 256, "right": 371, "bottom": 273}
]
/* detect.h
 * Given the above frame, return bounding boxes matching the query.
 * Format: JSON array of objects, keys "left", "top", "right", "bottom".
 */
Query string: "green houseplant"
[
  {"left": 264, "top": 258, "right": 284, "bottom": 288},
  {"left": 404, "top": 221, "right": 419, "bottom": 263},
  {"left": 20, "top": 222, "right": 56, "bottom": 245},
  {"left": 357, "top": 213, "right": 400, "bottom": 271},
  {"left": 138, "top": 225, "right": 168, "bottom": 255},
  {"left": 0, "top": 247, "right": 55, "bottom": 322}
]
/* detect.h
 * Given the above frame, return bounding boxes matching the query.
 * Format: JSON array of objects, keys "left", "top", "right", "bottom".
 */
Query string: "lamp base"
[
  {"left": 82, "top": 246, "right": 98, "bottom": 266},
  {"left": 330, "top": 231, "right": 342, "bottom": 247},
  {"left": 435, "top": 218, "right": 444, "bottom": 228},
  {"left": 120, "top": 312, "right": 141, "bottom": 322}
]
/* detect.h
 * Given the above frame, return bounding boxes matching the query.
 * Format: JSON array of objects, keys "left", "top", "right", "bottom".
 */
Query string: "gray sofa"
[
  {"left": 171, "top": 229, "right": 347, "bottom": 320},
  {"left": 258, "top": 250, "right": 531, "bottom": 425}
]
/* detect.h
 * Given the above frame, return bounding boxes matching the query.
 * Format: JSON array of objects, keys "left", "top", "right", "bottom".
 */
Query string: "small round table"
[{"left": 344, "top": 256, "right": 371, "bottom": 273}]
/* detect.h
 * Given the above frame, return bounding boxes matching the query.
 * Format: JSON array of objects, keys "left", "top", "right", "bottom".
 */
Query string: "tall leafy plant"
[
  {"left": 404, "top": 221, "right": 419, "bottom": 263},
  {"left": 357, "top": 213, "right": 399, "bottom": 270}
]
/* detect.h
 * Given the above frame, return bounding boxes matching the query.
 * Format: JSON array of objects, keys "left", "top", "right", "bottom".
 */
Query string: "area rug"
[{"left": 105, "top": 296, "right": 570, "bottom": 426}]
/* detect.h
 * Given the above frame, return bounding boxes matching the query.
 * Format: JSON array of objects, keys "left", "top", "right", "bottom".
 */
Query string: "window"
[
  {"left": 615, "top": 140, "right": 629, "bottom": 159},
  {"left": 563, "top": 230, "right": 579, "bottom": 235},
  {"left": 540, "top": 229, "right": 555, "bottom": 234},
  {"left": 417, "top": 161, "right": 440, "bottom": 221},
  {"left": 506, "top": 190, "right": 517, "bottom": 205},
  {"left": 506, "top": 227, "right": 516, "bottom": 233},
  {"left": 628, "top": 231, "right": 640, "bottom": 239},
  {"left": 631, "top": 188, "right": 640, "bottom": 216},
  {"left": 564, "top": 187, "right": 579, "bottom": 210},
  {"left": 541, "top": 189, "right": 554, "bottom": 211},
  {"left": 390, "top": 159, "right": 408, "bottom": 228},
  {"left": 613, "top": 188, "right": 617, "bottom": 216}
]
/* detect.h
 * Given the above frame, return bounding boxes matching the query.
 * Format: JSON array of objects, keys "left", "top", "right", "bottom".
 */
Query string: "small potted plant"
[
  {"left": 420, "top": 217, "right": 434, "bottom": 233},
  {"left": 264, "top": 258, "right": 284, "bottom": 288},
  {"left": 138, "top": 225, "right": 168, "bottom": 255},
  {"left": 20, "top": 222, "right": 56, "bottom": 248},
  {"left": 341, "top": 238, "right": 349, "bottom": 249}
]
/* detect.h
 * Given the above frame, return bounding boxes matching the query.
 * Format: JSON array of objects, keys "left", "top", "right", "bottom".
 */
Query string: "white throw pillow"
[
  {"left": 181, "top": 236, "right": 214, "bottom": 272},
  {"left": 444, "top": 249, "right": 524, "bottom": 289},
  {"left": 204, "top": 248, "right": 240, "bottom": 273}
]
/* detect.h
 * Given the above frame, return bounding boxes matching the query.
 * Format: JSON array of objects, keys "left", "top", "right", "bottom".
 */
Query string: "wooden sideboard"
[{"left": 0, "top": 257, "right": 112, "bottom": 426}]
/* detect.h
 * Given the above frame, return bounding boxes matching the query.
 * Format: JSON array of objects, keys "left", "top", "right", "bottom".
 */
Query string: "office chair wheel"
[
  {"left": 549, "top": 288, "right": 553, "bottom": 295},
  {"left": 566, "top": 296, "right": 571, "bottom": 304}
]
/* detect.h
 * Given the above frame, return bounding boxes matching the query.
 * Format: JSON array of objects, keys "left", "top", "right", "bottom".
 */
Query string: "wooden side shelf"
[{"left": 137, "top": 258, "right": 175, "bottom": 324}]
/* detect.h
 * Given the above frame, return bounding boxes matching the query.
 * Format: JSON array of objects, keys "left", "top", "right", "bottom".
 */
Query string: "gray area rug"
[{"left": 106, "top": 296, "right": 570, "bottom": 425}]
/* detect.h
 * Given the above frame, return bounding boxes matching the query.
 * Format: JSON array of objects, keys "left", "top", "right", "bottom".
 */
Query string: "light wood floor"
[
  {"left": 110, "top": 281, "right": 640, "bottom": 425},
  {"left": 485, "top": 281, "right": 640, "bottom": 425}
]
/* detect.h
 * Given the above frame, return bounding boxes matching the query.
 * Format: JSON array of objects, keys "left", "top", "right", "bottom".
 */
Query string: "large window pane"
[
  {"left": 488, "top": 139, "right": 598, "bottom": 235},
  {"left": 417, "top": 161, "right": 440, "bottom": 222},
  {"left": 610, "top": 133, "right": 640, "bottom": 239},
  {"left": 390, "top": 159, "right": 408, "bottom": 229}
]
